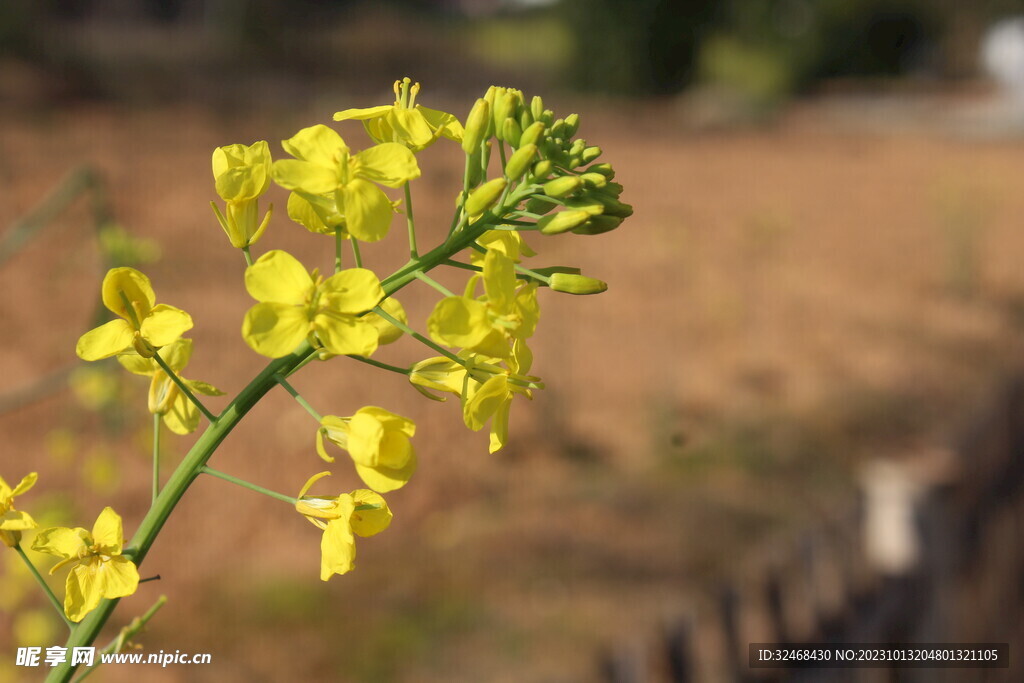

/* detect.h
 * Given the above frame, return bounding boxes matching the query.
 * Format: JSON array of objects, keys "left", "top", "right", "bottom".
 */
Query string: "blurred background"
[{"left": 2, "top": 0, "right": 1024, "bottom": 681}]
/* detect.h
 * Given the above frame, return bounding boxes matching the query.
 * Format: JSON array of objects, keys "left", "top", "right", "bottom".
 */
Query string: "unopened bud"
[
  {"left": 540, "top": 109, "right": 555, "bottom": 125},
  {"left": 493, "top": 92, "right": 516, "bottom": 140},
  {"left": 519, "top": 109, "right": 533, "bottom": 131},
  {"left": 597, "top": 196, "right": 633, "bottom": 218},
  {"left": 586, "top": 163, "right": 615, "bottom": 179},
  {"left": 531, "top": 159, "right": 553, "bottom": 180},
  {"left": 549, "top": 273, "right": 608, "bottom": 295},
  {"left": 462, "top": 98, "right": 490, "bottom": 154},
  {"left": 564, "top": 198, "right": 605, "bottom": 215},
  {"left": 465, "top": 177, "right": 507, "bottom": 216},
  {"left": 531, "top": 95, "right": 544, "bottom": 122},
  {"left": 538, "top": 209, "right": 591, "bottom": 235},
  {"left": 542, "top": 175, "right": 583, "bottom": 199},
  {"left": 504, "top": 144, "right": 537, "bottom": 180},
  {"left": 563, "top": 113, "right": 580, "bottom": 137},
  {"left": 579, "top": 172, "right": 608, "bottom": 189},
  {"left": 572, "top": 215, "right": 622, "bottom": 235},
  {"left": 550, "top": 118, "right": 566, "bottom": 139},
  {"left": 581, "top": 146, "right": 602, "bottom": 164},
  {"left": 502, "top": 118, "right": 523, "bottom": 148},
  {"left": 0, "top": 529, "right": 21, "bottom": 548},
  {"left": 520, "top": 121, "right": 545, "bottom": 148},
  {"left": 466, "top": 147, "right": 484, "bottom": 188},
  {"left": 569, "top": 138, "right": 586, "bottom": 156}
]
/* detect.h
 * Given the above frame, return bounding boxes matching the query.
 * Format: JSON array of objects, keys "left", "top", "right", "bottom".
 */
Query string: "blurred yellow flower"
[{"left": 0, "top": 472, "right": 37, "bottom": 548}]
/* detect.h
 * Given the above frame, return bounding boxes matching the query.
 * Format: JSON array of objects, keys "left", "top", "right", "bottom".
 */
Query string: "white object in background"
[
  {"left": 982, "top": 17, "right": 1024, "bottom": 104},
  {"left": 861, "top": 460, "right": 925, "bottom": 576}
]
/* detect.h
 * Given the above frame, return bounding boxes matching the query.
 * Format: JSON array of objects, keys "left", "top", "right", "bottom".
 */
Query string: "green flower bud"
[
  {"left": 581, "top": 146, "right": 602, "bottom": 164},
  {"left": 602, "top": 181, "right": 624, "bottom": 196},
  {"left": 465, "top": 177, "right": 507, "bottom": 216},
  {"left": 572, "top": 215, "right": 622, "bottom": 235},
  {"left": 594, "top": 196, "right": 633, "bottom": 218},
  {"left": 579, "top": 172, "right": 608, "bottom": 189},
  {"left": 586, "top": 163, "right": 615, "bottom": 179},
  {"left": 493, "top": 92, "right": 516, "bottom": 140},
  {"left": 564, "top": 113, "right": 580, "bottom": 137},
  {"left": 540, "top": 109, "right": 555, "bottom": 126},
  {"left": 503, "top": 118, "right": 523, "bottom": 148},
  {"left": 525, "top": 196, "right": 557, "bottom": 215},
  {"left": 542, "top": 175, "right": 583, "bottom": 199},
  {"left": 538, "top": 209, "right": 591, "bottom": 235},
  {"left": 462, "top": 98, "right": 491, "bottom": 154},
  {"left": 550, "top": 118, "right": 566, "bottom": 139},
  {"left": 520, "top": 121, "right": 545, "bottom": 148},
  {"left": 519, "top": 108, "right": 533, "bottom": 131},
  {"left": 569, "top": 138, "right": 586, "bottom": 156},
  {"left": 466, "top": 147, "right": 484, "bottom": 188},
  {"left": 504, "top": 143, "right": 538, "bottom": 180},
  {"left": 531, "top": 159, "right": 553, "bottom": 180},
  {"left": 531, "top": 95, "right": 544, "bottom": 122},
  {"left": 549, "top": 273, "right": 607, "bottom": 295}
]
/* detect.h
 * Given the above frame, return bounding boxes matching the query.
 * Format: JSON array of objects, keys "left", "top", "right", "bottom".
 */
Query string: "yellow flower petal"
[
  {"left": 272, "top": 159, "right": 340, "bottom": 195},
  {"left": 117, "top": 353, "right": 158, "bottom": 376},
  {"left": 352, "top": 142, "right": 420, "bottom": 188},
  {"left": 0, "top": 509, "right": 36, "bottom": 531},
  {"left": 287, "top": 192, "right": 336, "bottom": 235},
  {"left": 162, "top": 393, "right": 200, "bottom": 435},
  {"left": 242, "top": 302, "right": 310, "bottom": 358},
  {"left": 101, "top": 268, "right": 155, "bottom": 322},
  {"left": 427, "top": 297, "right": 491, "bottom": 349},
  {"left": 339, "top": 179, "right": 394, "bottom": 242},
  {"left": 354, "top": 455, "right": 416, "bottom": 493},
  {"left": 364, "top": 297, "right": 407, "bottom": 345},
  {"left": 32, "top": 527, "right": 89, "bottom": 560},
  {"left": 99, "top": 555, "right": 140, "bottom": 600},
  {"left": 332, "top": 105, "right": 393, "bottom": 122},
  {"left": 244, "top": 250, "right": 313, "bottom": 305},
  {"left": 489, "top": 399, "right": 512, "bottom": 454},
  {"left": 139, "top": 305, "right": 194, "bottom": 348},
  {"left": 76, "top": 319, "right": 134, "bottom": 361},
  {"left": 463, "top": 375, "right": 509, "bottom": 431},
  {"left": 385, "top": 109, "right": 436, "bottom": 149},
  {"left": 417, "top": 104, "right": 464, "bottom": 142},
  {"left": 313, "top": 312, "right": 379, "bottom": 358},
  {"left": 483, "top": 250, "right": 517, "bottom": 315},
  {"left": 65, "top": 563, "right": 102, "bottom": 622},
  {"left": 320, "top": 515, "right": 356, "bottom": 580},
  {"left": 91, "top": 507, "right": 124, "bottom": 554},
  {"left": 349, "top": 490, "right": 392, "bottom": 537},
  {"left": 320, "top": 268, "right": 384, "bottom": 314},
  {"left": 212, "top": 141, "right": 271, "bottom": 201},
  {"left": 157, "top": 338, "right": 193, "bottom": 373},
  {"left": 281, "top": 124, "right": 347, "bottom": 167},
  {"left": 11, "top": 472, "right": 37, "bottom": 498}
]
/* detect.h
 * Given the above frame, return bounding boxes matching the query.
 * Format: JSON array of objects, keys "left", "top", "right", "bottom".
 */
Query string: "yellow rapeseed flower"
[
  {"left": 32, "top": 507, "right": 140, "bottom": 622},
  {"left": 333, "top": 77, "right": 464, "bottom": 152},
  {"left": 427, "top": 249, "right": 538, "bottom": 359},
  {"left": 271, "top": 125, "right": 420, "bottom": 242},
  {"left": 0, "top": 472, "right": 37, "bottom": 548},
  {"left": 118, "top": 339, "right": 223, "bottom": 434},
  {"left": 76, "top": 268, "right": 193, "bottom": 361},
  {"left": 294, "top": 472, "right": 392, "bottom": 580},
  {"left": 210, "top": 140, "right": 274, "bottom": 249},
  {"left": 316, "top": 407, "right": 417, "bottom": 493},
  {"left": 241, "top": 250, "right": 384, "bottom": 358}
]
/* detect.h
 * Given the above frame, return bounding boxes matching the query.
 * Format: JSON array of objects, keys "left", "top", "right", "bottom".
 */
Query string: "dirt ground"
[{"left": 2, "top": 90, "right": 1024, "bottom": 682}]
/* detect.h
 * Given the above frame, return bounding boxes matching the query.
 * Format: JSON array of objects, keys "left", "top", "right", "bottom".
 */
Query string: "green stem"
[
  {"left": 242, "top": 246, "right": 254, "bottom": 267},
  {"left": 274, "top": 373, "right": 323, "bottom": 422},
  {"left": 334, "top": 228, "right": 343, "bottom": 273},
  {"left": 372, "top": 306, "right": 462, "bottom": 364},
  {"left": 404, "top": 182, "right": 418, "bottom": 258},
  {"left": 415, "top": 271, "right": 455, "bottom": 297},
  {"left": 152, "top": 354, "right": 217, "bottom": 424},
  {"left": 152, "top": 414, "right": 160, "bottom": 505},
  {"left": 15, "top": 544, "right": 73, "bottom": 629},
  {"left": 347, "top": 354, "right": 411, "bottom": 375},
  {"left": 350, "top": 238, "right": 363, "bottom": 268},
  {"left": 200, "top": 466, "right": 297, "bottom": 505}
]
